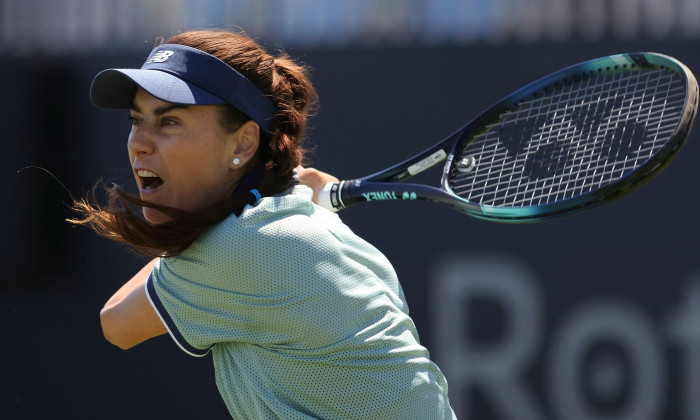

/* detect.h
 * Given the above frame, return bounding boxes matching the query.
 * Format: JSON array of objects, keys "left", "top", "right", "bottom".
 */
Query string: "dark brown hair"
[{"left": 70, "top": 30, "right": 318, "bottom": 257}]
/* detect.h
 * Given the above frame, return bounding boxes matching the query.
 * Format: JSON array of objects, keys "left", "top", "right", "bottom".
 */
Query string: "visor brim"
[{"left": 90, "top": 68, "right": 225, "bottom": 109}]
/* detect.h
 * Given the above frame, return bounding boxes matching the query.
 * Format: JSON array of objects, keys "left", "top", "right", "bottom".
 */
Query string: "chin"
[{"left": 143, "top": 208, "right": 171, "bottom": 225}]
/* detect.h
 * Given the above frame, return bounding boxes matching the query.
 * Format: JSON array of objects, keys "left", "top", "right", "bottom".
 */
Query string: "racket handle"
[{"left": 318, "top": 181, "right": 341, "bottom": 212}]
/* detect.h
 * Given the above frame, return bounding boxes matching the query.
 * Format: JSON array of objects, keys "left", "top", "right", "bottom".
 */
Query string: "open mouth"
[{"left": 137, "top": 169, "right": 164, "bottom": 190}]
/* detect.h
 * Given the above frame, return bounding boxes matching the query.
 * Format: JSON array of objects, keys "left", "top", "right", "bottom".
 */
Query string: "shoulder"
[
  {"left": 196, "top": 186, "right": 312, "bottom": 241},
  {"left": 214, "top": 185, "right": 350, "bottom": 244},
  {"left": 165, "top": 186, "right": 345, "bottom": 279}
]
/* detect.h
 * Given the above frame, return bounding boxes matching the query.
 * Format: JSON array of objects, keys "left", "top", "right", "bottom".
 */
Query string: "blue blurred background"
[{"left": 3, "top": 1, "right": 700, "bottom": 419}]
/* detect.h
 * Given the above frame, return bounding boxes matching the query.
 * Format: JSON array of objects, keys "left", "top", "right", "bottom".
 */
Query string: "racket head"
[{"left": 444, "top": 52, "right": 698, "bottom": 222}]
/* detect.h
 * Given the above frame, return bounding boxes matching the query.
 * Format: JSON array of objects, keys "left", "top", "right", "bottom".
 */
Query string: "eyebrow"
[{"left": 129, "top": 102, "right": 190, "bottom": 115}]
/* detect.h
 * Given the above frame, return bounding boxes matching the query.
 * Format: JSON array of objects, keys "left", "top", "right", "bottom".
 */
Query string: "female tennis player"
[{"left": 73, "top": 29, "right": 455, "bottom": 419}]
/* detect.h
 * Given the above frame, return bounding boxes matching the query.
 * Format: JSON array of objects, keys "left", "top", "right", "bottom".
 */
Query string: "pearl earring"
[{"left": 232, "top": 157, "right": 241, "bottom": 166}]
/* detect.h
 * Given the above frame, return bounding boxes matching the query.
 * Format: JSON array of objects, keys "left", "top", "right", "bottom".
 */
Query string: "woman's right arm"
[{"left": 100, "top": 258, "right": 167, "bottom": 349}]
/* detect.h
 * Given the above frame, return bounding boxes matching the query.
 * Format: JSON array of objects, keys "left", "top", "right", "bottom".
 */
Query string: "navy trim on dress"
[{"left": 145, "top": 274, "right": 211, "bottom": 357}]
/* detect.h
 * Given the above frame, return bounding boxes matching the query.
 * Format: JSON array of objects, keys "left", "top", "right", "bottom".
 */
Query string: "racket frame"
[{"left": 323, "top": 52, "right": 698, "bottom": 222}]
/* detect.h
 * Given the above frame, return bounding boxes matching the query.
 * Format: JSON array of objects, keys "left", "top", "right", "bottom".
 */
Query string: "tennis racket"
[{"left": 318, "top": 52, "right": 698, "bottom": 222}]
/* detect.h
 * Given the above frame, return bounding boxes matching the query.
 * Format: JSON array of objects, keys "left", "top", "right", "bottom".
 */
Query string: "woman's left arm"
[{"left": 100, "top": 258, "right": 167, "bottom": 349}]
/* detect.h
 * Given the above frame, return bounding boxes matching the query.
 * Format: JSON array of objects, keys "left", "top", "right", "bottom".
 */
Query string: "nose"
[{"left": 127, "top": 125, "right": 155, "bottom": 157}]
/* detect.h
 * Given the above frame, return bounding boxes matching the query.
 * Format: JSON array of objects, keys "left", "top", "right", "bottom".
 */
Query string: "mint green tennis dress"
[{"left": 146, "top": 186, "right": 455, "bottom": 419}]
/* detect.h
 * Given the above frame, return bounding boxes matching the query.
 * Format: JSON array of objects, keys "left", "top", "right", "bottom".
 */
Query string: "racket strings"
[{"left": 450, "top": 68, "right": 686, "bottom": 207}]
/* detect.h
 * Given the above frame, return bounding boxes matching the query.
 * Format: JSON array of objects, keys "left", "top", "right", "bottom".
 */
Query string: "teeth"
[{"left": 138, "top": 169, "right": 160, "bottom": 178}]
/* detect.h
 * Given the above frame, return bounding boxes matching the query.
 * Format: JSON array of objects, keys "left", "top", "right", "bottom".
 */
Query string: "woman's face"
[{"left": 127, "top": 88, "right": 240, "bottom": 224}]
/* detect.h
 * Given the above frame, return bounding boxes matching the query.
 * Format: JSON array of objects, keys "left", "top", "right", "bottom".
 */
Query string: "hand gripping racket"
[{"left": 318, "top": 53, "right": 698, "bottom": 222}]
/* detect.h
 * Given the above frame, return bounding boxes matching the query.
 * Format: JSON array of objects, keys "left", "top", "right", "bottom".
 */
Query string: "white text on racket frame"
[{"left": 361, "top": 191, "right": 419, "bottom": 202}]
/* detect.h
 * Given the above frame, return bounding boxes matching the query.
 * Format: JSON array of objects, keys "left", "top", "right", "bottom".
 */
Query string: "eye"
[
  {"left": 127, "top": 115, "right": 142, "bottom": 126},
  {"left": 159, "top": 117, "right": 178, "bottom": 127}
]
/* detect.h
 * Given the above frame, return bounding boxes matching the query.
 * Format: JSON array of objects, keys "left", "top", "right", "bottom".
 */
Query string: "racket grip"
[{"left": 318, "top": 181, "right": 342, "bottom": 212}]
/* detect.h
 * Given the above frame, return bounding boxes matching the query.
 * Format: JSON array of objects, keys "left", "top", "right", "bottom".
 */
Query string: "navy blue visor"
[{"left": 90, "top": 44, "right": 276, "bottom": 138}]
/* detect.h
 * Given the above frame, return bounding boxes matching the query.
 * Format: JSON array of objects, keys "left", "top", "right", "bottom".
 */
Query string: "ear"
[{"left": 229, "top": 121, "right": 261, "bottom": 169}]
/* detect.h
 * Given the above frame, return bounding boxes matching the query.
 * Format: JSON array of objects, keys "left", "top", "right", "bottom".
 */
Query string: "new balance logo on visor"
[{"left": 148, "top": 50, "right": 174, "bottom": 63}]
